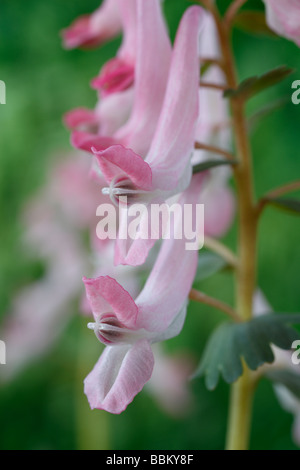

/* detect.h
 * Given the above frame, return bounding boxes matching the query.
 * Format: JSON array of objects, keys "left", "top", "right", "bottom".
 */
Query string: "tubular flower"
[
  {"left": 71, "top": 0, "right": 172, "bottom": 159},
  {"left": 91, "top": 0, "right": 138, "bottom": 97},
  {"left": 64, "top": 88, "right": 134, "bottom": 139},
  {"left": 93, "top": 6, "right": 204, "bottom": 195},
  {"left": 82, "top": 181, "right": 199, "bottom": 413},
  {"left": 87, "top": 7, "right": 205, "bottom": 266},
  {"left": 62, "top": 0, "right": 122, "bottom": 50}
]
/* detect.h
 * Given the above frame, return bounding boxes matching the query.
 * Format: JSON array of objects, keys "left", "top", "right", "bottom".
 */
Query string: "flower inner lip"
[
  {"left": 88, "top": 315, "right": 124, "bottom": 345},
  {"left": 87, "top": 314, "right": 151, "bottom": 345},
  {"left": 102, "top": 175, "right": 149, "bottom": 206}
]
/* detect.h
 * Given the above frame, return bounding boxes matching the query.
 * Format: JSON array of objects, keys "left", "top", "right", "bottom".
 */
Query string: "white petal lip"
[{"left": 84, "top": 339, "right": 154, "bottom": 413}]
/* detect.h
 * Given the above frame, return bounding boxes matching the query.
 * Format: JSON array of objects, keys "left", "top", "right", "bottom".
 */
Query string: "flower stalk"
[
  {"left": 189, "top": 289, "right": 240, "bottom": 323},
  {"left": 207, "top": 1, "right": 258, "bottom": 450}
]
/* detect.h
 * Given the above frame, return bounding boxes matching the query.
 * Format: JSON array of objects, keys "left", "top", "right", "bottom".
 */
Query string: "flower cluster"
[
  {"left": 63, "top": 0, "right": 235, "bottom": 414},
  {"left": 2, "top": 0, "right": 299, "bottom": 451}
]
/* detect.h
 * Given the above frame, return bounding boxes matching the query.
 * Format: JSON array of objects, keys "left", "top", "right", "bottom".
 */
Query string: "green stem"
[
  {"left": 209, "top": 3, "right": 258, "bottom": 450},
  {"left": 189, "top": 288, "right": 240, "bottom": 323},
  {"left": 226, "top": 366, "right": 255, "bottom": 450}
]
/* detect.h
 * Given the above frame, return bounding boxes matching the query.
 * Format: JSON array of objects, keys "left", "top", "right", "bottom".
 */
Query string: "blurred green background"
[{"left": 0, "top": 0, "right": 300, "bottom": 450}]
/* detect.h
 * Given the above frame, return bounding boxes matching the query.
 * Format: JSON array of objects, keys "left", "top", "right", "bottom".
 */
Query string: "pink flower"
[
  {"left": 72, "top": 0, "right": 172, "bottom": 159},
  {"left": 262, "top": 0, "right": 300, "bottom": 47},
  {"left": 82, "top": 182, "right": 199, "bottom": 414},
  {"left": 1, "top": 154, "right": 93, "bottom": 380},
  {"left": 62, "top": 0, "right": 122, "bottom": 50},
  {"left": 93, "top": 6, "right": 204, "bottom": 197},
  {"left": 93, "top": 6, "right": 204, "bottom": 266},
  {"left": 84, "top": 7, "right": 205, "bottom": 266},
  {"left": 64, "top": 0, "right": 141, "bottom": 136},
  {"left": 91, "top": 0, "right": 138, "bottom": 97},
  {"left": 199, "top": 168, "right": 235, "bottom": 238},
  {"left": 64, "top": 88, "right": 134, "bottom": 143}
]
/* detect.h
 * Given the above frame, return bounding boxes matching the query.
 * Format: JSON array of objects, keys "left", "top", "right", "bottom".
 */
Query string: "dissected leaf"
[
  {"left": 234, "top": 11, "right": 277, "bottom": 38},
  {"left": 194, "top": 252, "right": 227, "bottom": 283},
  {"left": 193, "top": 314, "right": 300, "bottom": 390},
  {"left": 266, "top": 197, "right": 300, "bottom": 215},
  {"left": 192, "top": 159, "right": 236, "bottom": 174},
  {"left": 266, "top": 369, "right": 300, "bottom": 400},
  {"left": 224, "top": 66, "right": 294, "bottom": 101}
]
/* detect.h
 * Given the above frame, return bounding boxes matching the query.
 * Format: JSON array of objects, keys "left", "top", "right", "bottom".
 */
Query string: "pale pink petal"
[
  {"left": 134, "top": 175, "right": 201, "bottom": 332},
  {"left": 147, "top": 346, "right": 195, "bottom": 416},
  {"left": 94, "top": 88, "right": 134, "bottom": 135},
  {"left": 92, "top": 144, "right": 152, "bottom": 190},
  {"left": 114, "top": 202, "right": 158, "bottom": 266},
  {"left": 263, "top": 0, "right": 300, "bottom": 47},
  {"left": 145, "top": 6, "right": 205, "bottom": 191},
  {"left": 71, "top": 130, "right": 116, "bottom": 153},
  {"left": 91, "top": 0, "right": 137, "bottom": 96},
  {"left": 91, "top": 58, "right": 135, "bottom": 97},
  {"left": 253, "top": 290, "right": 272, "bottom": 318},
  {"left": 62, "top": 0, "right": 122, "bottom": 50},
  {"left": 66, "top": 88, "right": 134, "bottom": 137},
  {"left": 114, "top": 0, "right": 172, "bottom": 156},
  {"left": 83, "top": 275, "right": 138, "bottom": 328},
  {"left": 196, "top": 14, "right": 230, "bottom": 148},
  {"left": 203, "top": 184, "right": 235, "bottom": 237},
  {"left": 64, "top": 107, "right": 98, "bottom": 130},
  {"left": 116, "top": 0, "right": 138, "bottom": 64},
  {"left": 84, "top": 339, "right": 154, "bottom": 413}
]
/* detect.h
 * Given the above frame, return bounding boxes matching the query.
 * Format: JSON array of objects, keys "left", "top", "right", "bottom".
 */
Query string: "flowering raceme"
[
  {"left": 6, "top": 0, "right": 296, "bottom": 451},
  {"left": 93, "top": 6, "right": 203, "bottom": 199},
  {"left": 61, "top": 0, "right": 238, "bottom": 417},
  {"left": 83, "top": 177, "right": 200, "bottom": 413},
  {"left": 63, "top": 0, "right": 139, "bottom": 138},
  {"left": 84, "top": 6, "right": 205, "bottom": 266},
  {"left": 1, "top": 151, "right": 193, "bottom": 420},
  {"left": 3, "top": 0, "right": 299, "bottom": 451}
]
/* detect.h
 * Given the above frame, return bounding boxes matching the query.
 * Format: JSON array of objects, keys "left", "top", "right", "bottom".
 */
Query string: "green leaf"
[
  {"left": 194, "top": 252, "right": 227, "bottom": 283},
  {"left": 193, "top": 314, "right": 300, "bottom": 390},
  {"left": 192, "top": 159, "right": 236, "bottom": 174},
  {"left": 224, "top": 66, "right": 294, "bottom": 101},
  {"left": 266, "top": 198, "right": 300, "bottom": 215},
  {"left": 233, "top": 11, "right": 277, "bottom": 38},
  {"left": 266, "top": 369, "right": 300, "bottom": 400}
]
